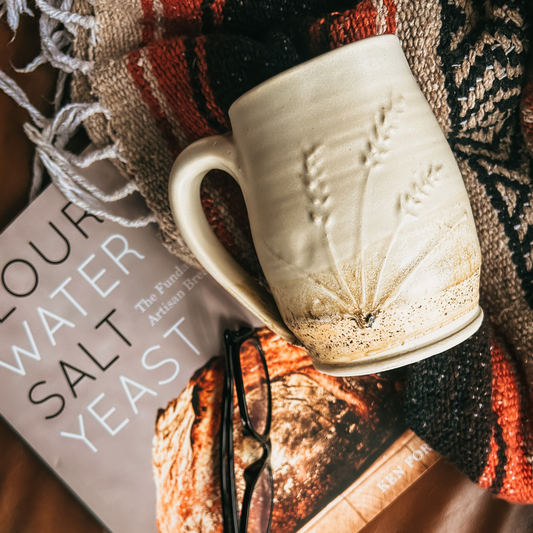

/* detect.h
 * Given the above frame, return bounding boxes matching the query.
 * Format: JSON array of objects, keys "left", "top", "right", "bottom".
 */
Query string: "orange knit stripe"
[
  {"left": 210, "top": 0, "right": 225, "bottom": 27},
  {"left": 161, "top": 0, "right": 203, "bottom": 37},
  {"left": 140, "top": 0, "right": 155, "bottom": 46},
  {"left": 147, "top": 39, "right": 217, "bottom": 143},
  {"left": 329, "top": 3, "right": 378, "bottom": 50},
  {"left": 521, "top": 119, "right": 533, "bottom": 137},
  {"left": 195, "top": 37, "right": 230, "bottom": 130},
  {"left": 477, "top": 431, "right": 499, "bottom": 490},
  {"left": 521, "top": 80, "right": 533, "bottom": 109},
  {"left": 383, "top": 0, "right": 397, "bottom": 34},
  {"left": 490, "top": 337, "right": 533, "bottom": 503},
  {"left": 309, "top": 17, "right": 326, "bottom": 54}
]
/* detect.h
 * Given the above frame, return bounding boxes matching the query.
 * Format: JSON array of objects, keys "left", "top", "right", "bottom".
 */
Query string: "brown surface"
[
  {"left": 0, "top": 12, "right": 104, "bottom": 533},
  {"left": 359, "top": 460, "right": 533, "bottom": 533},
  {"left": 1, "top": 10, "right": 533, "bottom": 533},
  {"left": 0, "top": 14, "right": 53, "bottom": 232}
]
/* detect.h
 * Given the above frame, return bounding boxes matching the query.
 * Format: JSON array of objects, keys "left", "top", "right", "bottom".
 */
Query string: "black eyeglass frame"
[{"left": 220, "top": 327, "right": 273, "bottom": 533}]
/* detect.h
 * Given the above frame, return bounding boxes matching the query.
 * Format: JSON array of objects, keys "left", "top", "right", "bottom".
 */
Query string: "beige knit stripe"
[
  {"left": 84, "top": 60, "right": 198, "bottom": 265},
  {"left": 454, "top": 33, "right": 495, "bottom": 88},
  {"left": 139, "top": 47, "right": 189, "bottom": 151},
  {"left": 459, "top": 87, "right": 522, "bottom": 131},
  {"left": 395, "top": 0, "right": 451, "bottom": 133},
  {"left": 94, "top": 0, "right": 144, "bottom": 61},
  {"left": 475, "top": 156, "right": 532, "bottom": 188},
  {"left": 494, "top": 58, "right": 525, "bottom": 82},
  {"left": 495, "top": 182, "right": 519, "bottom": 217},
  {"left": 371, "top": 0, "right": 387, "bottom": 36},
  {"left": 455, "top": 120, "right": 526, "bottom": 172},
  {"left": 90, "top": 60, "right": 192, "bottom": 254},
  {"left": 152, "top": 0, "right": 165, "bottom": 42},
  {"left": 92, "top": 59, "right": 174, "bottom": 175},
  {"left": 72, "top": 0, "right": 94, "bottom": 62},
  {"left": 460, "top": 159, "right": 533, "bottom": 399},
  {"left": 493, "top": 4, "right": 524, "bottom": 28},
  {"left": 448, "top": 0, "right": 475, "bottom": 52},
  {"left": 491, "top": 182, "right": 532, "bottom": 253},
  {"left": 454, "top": 28, "right": 525, "bottom": 88}
]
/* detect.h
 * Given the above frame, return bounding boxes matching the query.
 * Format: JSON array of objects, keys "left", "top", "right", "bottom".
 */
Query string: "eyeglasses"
[{"left": 220, "top": 327, "right": 273, "bottom": 533}]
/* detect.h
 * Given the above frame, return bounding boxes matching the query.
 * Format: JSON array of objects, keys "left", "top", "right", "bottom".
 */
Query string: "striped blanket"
[{"left": 3, "top": 0, "right": 533, "bottom": 507}]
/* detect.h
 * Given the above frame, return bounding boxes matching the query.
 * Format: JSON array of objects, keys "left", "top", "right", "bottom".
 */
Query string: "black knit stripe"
[
  {"left": 492, "top": 420, "right": 507, "bottom": 493},
  {"left": 215, "top": 0, "right": 357, "bottom": 36},
  {"left": 453, "top": 131, "right": 518, "bottom": 163},
  {"left": 452, "top": 77, "right": 520, "bottom": 131},
  {"left": 200, "top": 0, "right": 217, "bottom": 34},
  {"left": 184, "top": 38, "right": 227, "bottom": 134},
  {"left": 201, "top": 33, "right": 301, "bottom": 116},
  {"left": 437, "top": 0, "right": 528, "bottom": 141},
  {"left": 404, "top": 319, "right": 493, "bottom": 482},
  {"left": 437, "top": 0, "right": 469, "bottom": 133}
]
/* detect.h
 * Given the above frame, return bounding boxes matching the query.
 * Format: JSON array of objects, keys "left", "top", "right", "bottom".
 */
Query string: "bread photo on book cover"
[{"left": 152, "top": 328, "right": 405, "bottom": 533}]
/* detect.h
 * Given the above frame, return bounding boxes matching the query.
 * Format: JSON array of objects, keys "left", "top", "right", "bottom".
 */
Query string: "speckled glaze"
[{"left": 168, "top": 35, "right": 483, "bottom": 376}]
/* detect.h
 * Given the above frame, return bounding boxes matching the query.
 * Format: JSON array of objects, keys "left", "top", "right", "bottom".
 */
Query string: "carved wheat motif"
[
  {"left": 262, "top": 96, "right": 457, "bottom": 332},
  {"left": 302, "top": 146, "right": 360, "bottom": 316},
  {"left": 372, "top": 164, "right": 443, "bottom": 308},
  {"left": 400, "top": 164, "right": 442, "bottom": 217},
  {"left": 359, "top": 95, "right": 405, "bottom": 308},
  {"left": 303, "top": 146, "right": 329, "bottom": 224},
  {"left": 379, "top": 211, "right": 468, "bottom": 310},
  {"left": 259, "top": 236, "right": 356, "bottom": 318},
  {"left": 362, "top": 95, "right": 405, "bottom": 168}
]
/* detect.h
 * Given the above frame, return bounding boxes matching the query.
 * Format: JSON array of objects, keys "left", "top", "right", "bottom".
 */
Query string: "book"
[{"left": 0, "top": 181, "right": 440, "bottom": 533}]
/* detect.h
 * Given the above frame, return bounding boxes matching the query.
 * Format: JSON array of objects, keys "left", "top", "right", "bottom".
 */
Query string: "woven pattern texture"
[{"left": 68, "top": 0, "right": 533, "bottom": 502}]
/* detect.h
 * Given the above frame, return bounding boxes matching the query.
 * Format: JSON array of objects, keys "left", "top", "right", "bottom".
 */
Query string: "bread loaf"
[{"left": 153, "top": 329, "right": 404, "bottom": 533}]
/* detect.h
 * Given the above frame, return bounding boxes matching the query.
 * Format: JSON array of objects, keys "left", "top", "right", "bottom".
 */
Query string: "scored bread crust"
[{"left": 152, "top": 329, "right": 403, "bottom": 533}]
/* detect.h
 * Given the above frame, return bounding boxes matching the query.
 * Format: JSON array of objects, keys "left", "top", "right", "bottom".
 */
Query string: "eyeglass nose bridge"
[{"left": 242, "top": 438, "right": 271, "bottom": 484}]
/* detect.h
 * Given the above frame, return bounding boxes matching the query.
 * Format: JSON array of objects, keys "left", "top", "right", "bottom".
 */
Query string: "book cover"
[{"left": 0, "top": 183, "right": 439, "bottom": 533}]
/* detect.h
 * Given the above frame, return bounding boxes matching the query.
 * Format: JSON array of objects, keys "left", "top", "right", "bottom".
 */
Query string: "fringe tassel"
[
  {"left": 0, "top": 0, "right": 157, "bottom": 227},
  {"left": 0, "top": 0, "right": 33, "bottom": 30}
]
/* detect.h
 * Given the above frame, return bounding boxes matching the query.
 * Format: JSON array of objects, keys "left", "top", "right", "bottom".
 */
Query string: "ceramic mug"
[{"left": 168, "top": 34, "right": 483, "bottom": 376}]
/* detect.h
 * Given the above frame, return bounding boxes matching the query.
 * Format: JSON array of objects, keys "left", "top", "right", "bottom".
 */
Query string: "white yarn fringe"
[
  {"left": 0, "top": 0, "right": 33, "bottom": 30},
  {"left": 0, "top": 0, "right": 157, "bottom": 227}
]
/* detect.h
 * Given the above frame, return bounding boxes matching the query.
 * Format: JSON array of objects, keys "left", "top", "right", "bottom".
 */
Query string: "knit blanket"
[{"left": 2, "top": 0, "right": 533, "bottom": 506}]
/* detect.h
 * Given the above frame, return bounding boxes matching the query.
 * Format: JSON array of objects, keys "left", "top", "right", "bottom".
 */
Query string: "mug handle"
[{"left": 168, "top": 133, "right": 297, "bottom": 344}]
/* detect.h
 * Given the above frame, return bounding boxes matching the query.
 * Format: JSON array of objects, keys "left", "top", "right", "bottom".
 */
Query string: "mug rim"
[{"left": 229, "top": 33, "right": 400, "bottom": 117}]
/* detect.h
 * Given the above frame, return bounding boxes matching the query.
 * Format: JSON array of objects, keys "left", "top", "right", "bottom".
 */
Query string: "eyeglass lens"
[
  {"left": 247, "top": 466, "right": 273, "bottom": 533},
  {"left": 239, "top": 339, "right": 269, "bottom": 437}
]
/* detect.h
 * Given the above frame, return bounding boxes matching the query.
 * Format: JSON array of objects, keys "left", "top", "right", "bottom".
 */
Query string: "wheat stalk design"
[
  {"left": 302, "top": 146, "right": 362, "bottom": 321},
  {"left": 372, "top": 164, "right": 442, "bottom": 309},
  {"left": 359, "top": 95, "right": 405, "bottom": 311},
  {"left": 303, "top": 146, "right": 329, "bottom": 224},
  {"left": 400, "top": 164, "right": 443, "bottom": 217},
  {"left": 259, "top": 235, "right": 355, "bottom": 317},
  {"left": 378, "top": 211, "right": 468, "bottom": 310}
]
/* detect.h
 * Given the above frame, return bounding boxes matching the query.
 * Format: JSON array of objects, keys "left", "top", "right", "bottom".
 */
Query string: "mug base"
[{"left": 310, "top": 305, "right": 484, "bottom": 376}]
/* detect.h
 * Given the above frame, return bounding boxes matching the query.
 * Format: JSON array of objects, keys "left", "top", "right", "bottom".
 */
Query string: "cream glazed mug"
[{"left": 168, "top": 34, "right": 483, "bottom": 376}]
